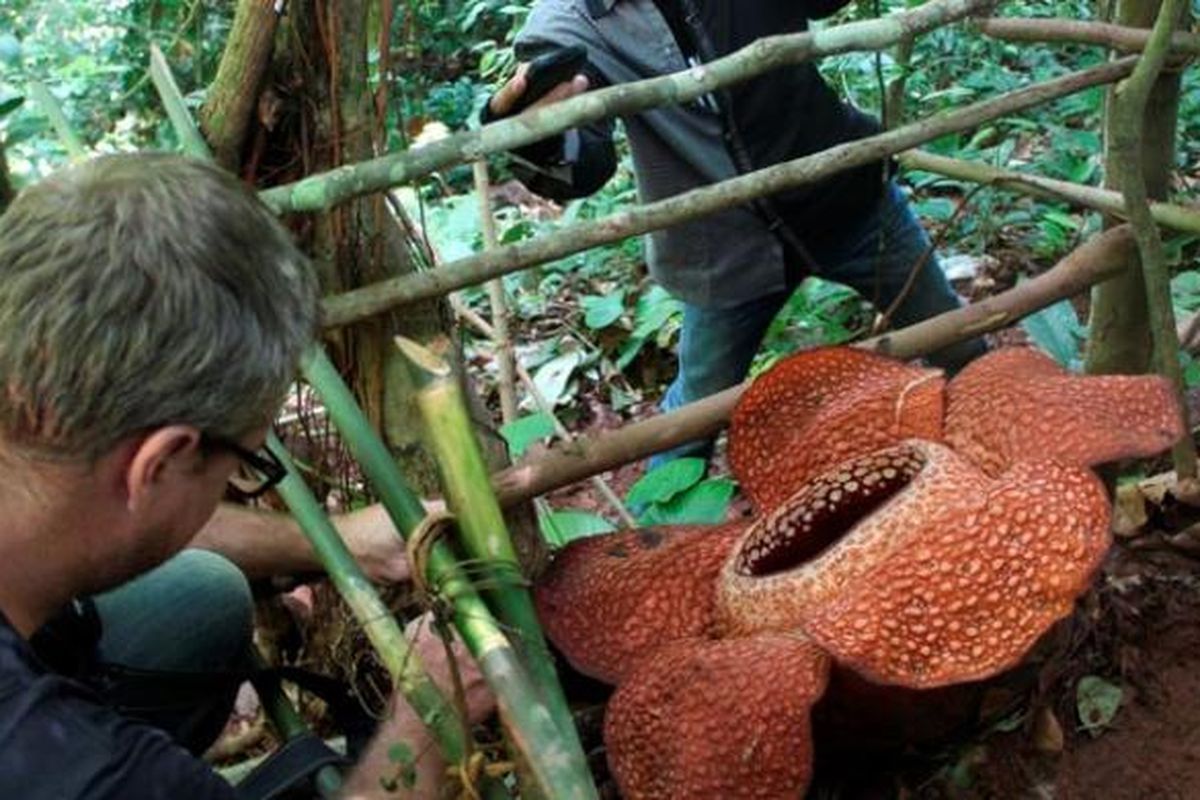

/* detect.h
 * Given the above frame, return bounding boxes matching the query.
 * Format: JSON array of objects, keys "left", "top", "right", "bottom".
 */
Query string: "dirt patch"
[{"left": 904, "top": 549, "right": 1200, "bottom": 800}]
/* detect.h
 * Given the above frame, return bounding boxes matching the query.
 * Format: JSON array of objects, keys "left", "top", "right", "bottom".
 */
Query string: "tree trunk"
[
  {"left": 199, "top": 0, "right": 281, "bottom": 170},
  {"left": 277, "top": 0, "right": 455, "bottom": 494},
  {"left": 1086, "top": 0, "right": 1185, "bottom": 375}
]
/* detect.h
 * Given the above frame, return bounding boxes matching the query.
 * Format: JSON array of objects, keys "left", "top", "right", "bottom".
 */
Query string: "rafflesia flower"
[{"left": 534, "top": 346, "right": 1184, "bottom": 799}]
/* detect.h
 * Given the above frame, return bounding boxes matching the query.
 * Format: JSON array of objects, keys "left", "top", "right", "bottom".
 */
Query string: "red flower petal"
[
  {"left": 946, "top": 347, "right": 1184, "bottom": 476},
  {"left": 605, "top": 634, "right": 830, "bottom": 800},
  {"left": 720, "top": 441, "right": 1111, "bottom": 688},
  {"left": 533, "top": 523, "right": 745, "bottom": 684},
  {"left": 729, "top": 346, "right": 944, "bottom": 513}
]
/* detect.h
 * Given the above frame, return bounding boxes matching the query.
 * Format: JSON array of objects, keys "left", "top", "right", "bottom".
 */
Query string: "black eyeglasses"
[{"left": 201, "top": 433, "right": 288, "bottom": 500}]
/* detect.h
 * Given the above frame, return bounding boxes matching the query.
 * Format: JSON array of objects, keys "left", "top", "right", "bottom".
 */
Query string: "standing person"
[
  {"left": 488, "top": 0, "right": 986, "bottom": 463},
  {"left": 0, "top": 153, "right": 490, "bottom": 799}
]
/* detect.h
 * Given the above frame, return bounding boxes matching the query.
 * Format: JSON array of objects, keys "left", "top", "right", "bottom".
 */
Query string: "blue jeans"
[
  {"left": 90, "top": 549, "right": 254, "bottom": 754},
  {"left": 652, "top": 181, "right": 986, "bottom": 466}
]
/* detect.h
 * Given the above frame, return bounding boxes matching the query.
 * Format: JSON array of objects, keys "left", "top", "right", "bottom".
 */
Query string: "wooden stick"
[
  {"left": 490, "top": 227, "right": 1138, "bottom": 506},
  {"left": 261, "top": 0, "right": 995, "bottom": 213},
  {"left": 976, "top": 16, "right": 1200, "bottom": 55},
  {"left": 322, "top": 57, "right": 1136, "bottom": 327},
  {"left": 899, "top": 149, "right": 1200, "bottom": 234}
]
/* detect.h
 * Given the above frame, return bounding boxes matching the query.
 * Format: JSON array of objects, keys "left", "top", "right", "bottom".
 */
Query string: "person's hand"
[
  {"left": 404, "top": 612, "right": 495, "bottom": 726},
  {"left": 488, "top": 62, "right": 589, "bottom": 118},
  {"left": 340, "top": 504, "right": 412, "bottom": 584}
]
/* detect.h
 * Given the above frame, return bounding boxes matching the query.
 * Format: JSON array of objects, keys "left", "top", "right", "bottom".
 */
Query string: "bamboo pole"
[
  {"left": 488, "top": 227, "right": 1139, "bottom": 506},
  {"left": 260, "top": 0, "right": 995, "bottom": 214},
  {"left": 898, "top": 150, "right": 1200, "bottom": 234},
  {"left": 268, "top": 430, "right": 473, "bottom": 763},
  {"left": 1107, "top": 0, "right": 1197, "bottom": 483},
  {"left": 303, "top": 346, "right": 590, "bottom": 799},
  {"left": 322, "top": 57, "right": 1137, "bottom": 326},
  {"left": 145, "top": 52, "right": 506, "bottom": 795},
  {"left": 27, "top": 80, "right": 86, "bottom": 160},
  {"left": 149, "top": 44, "right": 212, "bottom": 159},
  {"left": 976, "top": 16, "right": 1200, "bottom": 55},
  {"left": 395, "top": 337, "right": 598, "bottom": 799}
]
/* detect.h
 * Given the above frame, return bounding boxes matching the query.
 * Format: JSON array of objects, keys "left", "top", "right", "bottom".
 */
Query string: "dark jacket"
[{"left": 512, "top": 0, "right": 887, "bottom": 308}]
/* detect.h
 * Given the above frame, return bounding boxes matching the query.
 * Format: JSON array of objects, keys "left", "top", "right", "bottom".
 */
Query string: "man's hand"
[
  {"left": 340, "top": 504, "right": 412, "bottom": 584},
  {"left": 404, "top": 612, "right": 494, "bottom": 726},
  {"left": 488, "top": 62, "right": 589, "bottom": 117}
]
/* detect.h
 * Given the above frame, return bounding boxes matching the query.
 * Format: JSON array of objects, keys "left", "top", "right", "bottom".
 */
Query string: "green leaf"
[
  {"left": 499, "top": 412, "right": 555, "bottom": 458},
  {"left": 532, "top": 350, "right": 583, "bottom": 408},
  {"left": 581, "top": 291, "right": 625, "bottom": 329},
  {"left": 385, "top": 741, "right": 417, "bottom": 789},
  {"left": 0, "top": 94, "right": 23, "bottom": 120},
  {"left": 626, "top": 458, "right": 706, "bottom": 508},
  {"left": 539, "top": 509, "right": 616, "bottom": 548},
  {"left": 638, "top": 478, "right": 735, "bottom": 525},
  {"left": 1076, "top": 675, "right": 1123, "bottom": 737},
  {"left": 1020, "top": 299, "right": 1086, "bottom": 370}
]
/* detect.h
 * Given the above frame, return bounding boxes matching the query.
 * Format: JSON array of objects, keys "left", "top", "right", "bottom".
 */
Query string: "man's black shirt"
[
  {"left": 652, "top": 0, "right": 885, "bottom": 248},
  {"left": 0, "top": 612, "right": 234, "bottom": 800}
]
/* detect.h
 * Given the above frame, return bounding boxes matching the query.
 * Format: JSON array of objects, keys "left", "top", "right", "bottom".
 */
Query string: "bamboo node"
[{"left": 407, "top": 508, "right": 459, "bottom": 605}]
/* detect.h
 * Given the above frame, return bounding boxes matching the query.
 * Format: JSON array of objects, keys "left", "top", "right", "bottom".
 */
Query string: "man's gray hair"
[{"left": 0, "top": 152, "right": 319, "bottom": 460}]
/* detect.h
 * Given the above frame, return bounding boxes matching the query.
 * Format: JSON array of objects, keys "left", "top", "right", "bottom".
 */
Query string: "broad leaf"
[
  {"left": 581, "top": 291, "right": 625, "bottom": 329},
  {"left": 499, "top": 412, "right": 555, "bottom": 458},
  {"left": 626, "top": 457, "right": 705, "bottom": 508},
  {"left": 539, "top": 509, "right": 616, "bottom": 548},
  {"left": 1020, "top": 298, "right": 1085, "bottom": 371},
  {"left": 1076, "top": 675, "right": 1123, "bottom": 737},
  {"left": 638, "top": 478, "right": 735, "bottom": 526}
]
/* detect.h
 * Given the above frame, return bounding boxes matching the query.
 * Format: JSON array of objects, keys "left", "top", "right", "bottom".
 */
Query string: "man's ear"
[{"left": 125, "top": 425, "right": 202, "bottom": 513}]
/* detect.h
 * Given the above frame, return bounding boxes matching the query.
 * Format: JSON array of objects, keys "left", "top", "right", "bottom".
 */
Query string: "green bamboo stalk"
[
  {"left": 27, "top": 80, "right": 86, "bottom": 160},
  {"left": 250, "top": 652, "right": 343, "bottom": 798},
  {"left": 394, "top": 338, "right": 596, "bottom": 791},
  {"left": 148, "top": 48, "right": 510, "bottom": 794},
  {"left": 303, "top": 345, "right": 596, "bottom": 799},
  {"left": 149, "top": 43, "right": 212, "bottom": 158},
  {"left": 269, "top": 430, "right": 473, "bottom": 760},
  {"left": 145, "top": 39, "right": 513, "bottom": 796}
]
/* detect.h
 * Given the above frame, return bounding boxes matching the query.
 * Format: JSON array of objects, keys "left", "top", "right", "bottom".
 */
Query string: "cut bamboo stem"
[
  {"left": 899, "top": 149, "right": 1200, "bottom": 234},
  {"left": 268, "top": 429, "right": 473, "bottom": 763},
  {"left": 146, "top": 54, "right": 504, "bottom": 795},
  {"left": 260, "top": 0, "right": 995, "bottom": 214},
  {"left": 1107, "top": 0, "right": 1197, "bottom": 482},
  {"left": 322, "top": 57, "right": 1137, "bottom": 326},
  {"left": 27, "top": 80, "right": 86, "bottom": 160},
  {"left": 395, "top": 336, "right": 598, "bottom": 799},
  {"left": 149, "top": 44, "right": 212, "bottom": 159},
  {"left": 488, "top": 227, "right": 1139, "bottom": 506}
]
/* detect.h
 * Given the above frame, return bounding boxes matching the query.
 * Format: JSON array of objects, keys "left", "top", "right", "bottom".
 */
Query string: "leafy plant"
[
  {"left": 625, "top": 458, "right": 735, "bottom": 526},
  {"left": 1020, "top": 298, "right": 1087, "bottom": 371},
  {"left": 538, "top": 508, "right": 615, "bottom": 548}
]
